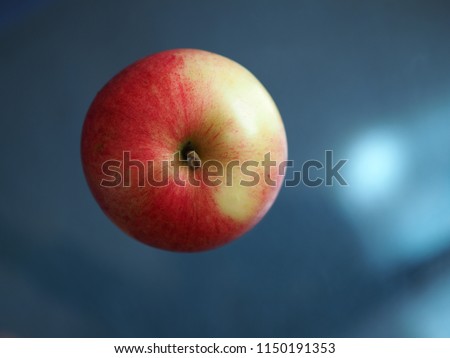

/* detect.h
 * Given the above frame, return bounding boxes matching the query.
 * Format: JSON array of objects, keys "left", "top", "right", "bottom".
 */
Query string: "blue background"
[{"left": 1, "top": 0, "right": 450, "bottom": 337}]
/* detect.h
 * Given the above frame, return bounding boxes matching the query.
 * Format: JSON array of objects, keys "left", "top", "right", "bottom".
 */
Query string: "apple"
[{"left": 81, "top": 49, "right": 287, "bottom": 252}]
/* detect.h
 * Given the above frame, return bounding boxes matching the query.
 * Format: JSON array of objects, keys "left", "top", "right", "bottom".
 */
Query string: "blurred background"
[{"left": 1, "top": 0, "right": 450, "bottom": 337}]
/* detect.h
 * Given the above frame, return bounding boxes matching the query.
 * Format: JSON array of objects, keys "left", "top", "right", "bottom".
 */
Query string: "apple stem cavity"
[
  {"left": 181, "top": 140, "right": 201, "bottom": 169},
  {"left": 186, "top": 150, "right": 201, "bottom": 169}
]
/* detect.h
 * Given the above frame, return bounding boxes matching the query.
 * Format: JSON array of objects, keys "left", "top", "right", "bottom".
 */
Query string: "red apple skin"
[{"left": 81, "top": 49, "right": 287, "bottom": 252}]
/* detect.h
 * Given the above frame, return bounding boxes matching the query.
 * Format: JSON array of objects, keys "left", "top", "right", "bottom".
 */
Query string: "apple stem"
[{"left": 186, "top": 150, "right": 201, "bottom": 169}]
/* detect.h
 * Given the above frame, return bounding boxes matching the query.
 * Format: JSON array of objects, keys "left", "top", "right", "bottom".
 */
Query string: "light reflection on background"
[
  {"left": 336, "top": 101, "right": 450, "bottom": 335},
  {"left": 343, "top": 126, "right": 410, "bottom": 208},
  {"left": 338, "top": 102, "right": 450, "bottom": 270}
]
